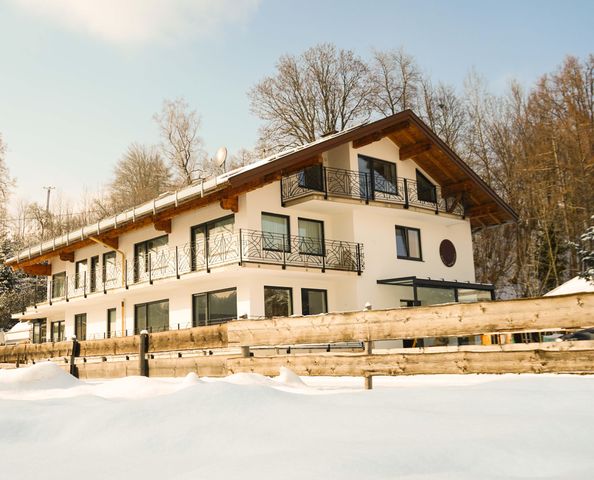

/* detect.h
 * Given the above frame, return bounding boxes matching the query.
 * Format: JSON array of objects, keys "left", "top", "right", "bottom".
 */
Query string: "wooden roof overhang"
[{"left": 8, "top": 110, "right": 516, "bottom": 273}]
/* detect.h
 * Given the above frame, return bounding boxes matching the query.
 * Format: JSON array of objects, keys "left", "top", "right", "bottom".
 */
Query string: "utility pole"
[{"left": 43, "top": 186, "right": 55, "bottom": 213}]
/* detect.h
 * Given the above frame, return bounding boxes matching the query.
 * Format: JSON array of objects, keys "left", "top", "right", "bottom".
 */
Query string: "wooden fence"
[{"left": 1, "top": 292, "right": 593, "bottom": 383}]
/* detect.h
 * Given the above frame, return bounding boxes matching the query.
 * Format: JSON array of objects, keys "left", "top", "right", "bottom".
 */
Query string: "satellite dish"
[{"left": 215, "top": 146, "right": 228, "bottom": 170}]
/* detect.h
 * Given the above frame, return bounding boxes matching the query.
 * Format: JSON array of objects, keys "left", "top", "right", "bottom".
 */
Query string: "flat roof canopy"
[{"left": 377, "top": 276, "right": 495, "bottom": 291}]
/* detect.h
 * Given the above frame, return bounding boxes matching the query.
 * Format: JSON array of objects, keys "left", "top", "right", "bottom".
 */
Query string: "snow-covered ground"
[{"left": 1, "top": 364, "right": 593, "bottom": 479}]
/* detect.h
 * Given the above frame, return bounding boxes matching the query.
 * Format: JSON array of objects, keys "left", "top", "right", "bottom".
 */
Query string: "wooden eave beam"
[
  {"left": 352, "top": 121, "right": 411, "bottom": 149},
  {"left": 59, "top": 251, "right": 74, "bottom": 263},
  {"left": 220, "top": 196, "right": 239, "bottom": 213},
  {"left": 398, "top": 141, "right": 432, "bottom": 160},
  {"left": 153, "top": 218, "right": 172, "bottom": 234},
  {"left": 442, "top": 179, "right": 473, "bottom": 197},
  {"left": 466, "top": 204, "right": 500, "bottom": 218},
  {"left": 22, "top": 263, "right": 51, "bottom": 276}
]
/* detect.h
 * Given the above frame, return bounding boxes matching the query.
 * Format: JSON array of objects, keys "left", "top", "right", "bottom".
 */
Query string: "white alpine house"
[{"left": 7, "top": 110, "right": 517, "bottom": 344}]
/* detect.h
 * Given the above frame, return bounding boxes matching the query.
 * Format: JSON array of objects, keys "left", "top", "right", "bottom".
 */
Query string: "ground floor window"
[
  {"left": 51, "top": 320, "right": 65, "bottom": 342},
  {"left": 193, "top": 288, "right": 237, "bottom": 327},
  {"left": 32, "top": 319, "right": 47, "bottom": 344},
  {"left": 74, "top": 313, "right": 87, "bottom": 341},
  {"left": 301, "top": 288, "right": 328, "bottom": 316},
  {"left": 107, "top": 308, "right": 117, "bottom": 338},
  {"left": 264, "top": 286, "right": 293, "bottom": 318},
  {"left": 134, "top": 299, "right": 169, "bottom": 334}
]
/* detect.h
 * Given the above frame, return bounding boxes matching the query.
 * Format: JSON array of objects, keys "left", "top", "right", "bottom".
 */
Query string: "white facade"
[{"left": 15, "top": 136, "right": 494, "bottom": 343}]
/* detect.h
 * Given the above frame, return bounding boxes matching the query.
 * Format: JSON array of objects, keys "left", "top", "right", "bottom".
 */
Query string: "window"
[
  {"left": 52, "top": 272, "right": 66, "bottom": 298},
  {"left": 74, "top": 313, "right": 87, "bottom": 341},
  {"left": 134, "top": 299, "right": 169, "bottom": 334},
  {"left": 262, "top": 213, "right": 290, "bottom": 252},
  {"left": 301, "top": 289, "right": 328, "bottom": 316},
  {"left": 298, "top": 164, "right": 325, "bottom": 192},
  {"left": 107, "top": 308, "right": 117, "bottom": 338},
  {"left": 51, "top": 320, "right": 65, "bottom": 342},
  {"left": 264, "top": 286, "right": 293, "bottom": 318},
  {"left": 298, "top": 218, "right": 324, "bottom": 256},
  {"left": 75, "top": 259, "right": 88, "bottom": 289},
  {"left": 134, "top": 235, "right": 169, "bottom": 281},
  {"left": 102, "top": 251, "right": 117, "bottom": 286},
  {"left": 395, "top": 226, "right": 422, "bottom": 260},
  {"left": 191, "top": 215, "right": 235, "bottom": 270},
  {"left": 32, "top": 319, "right": 47, "bottom": 344},
  {"left": 192, "top": 288, "right": 237, "bottom": 327},
  {"left": 416, "top": 170, "right": 437, "bottom": 203},
  {"left": 358, "top": 155, "right": 397, "bottom": 197},
  {"left": 90, "top": 256, "right": 99, "bottom": 292}
]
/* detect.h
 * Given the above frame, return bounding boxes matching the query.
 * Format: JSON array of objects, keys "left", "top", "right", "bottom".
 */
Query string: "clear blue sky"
[{"left": 1, "top": 0, "right": 592, "bottom": 209}]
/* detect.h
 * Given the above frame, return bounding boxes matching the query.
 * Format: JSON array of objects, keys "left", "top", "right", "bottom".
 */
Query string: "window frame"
[
  {"left": 90, "top": 256, "right": 99, "bottom": 292},
  {"left": 297, "top": 217, "right": 325, "bottom": 256},
  {"left": 74, "top": 313, "right": 87, "bottom": 341},
  {"left": 51, "top": 320, "right": 65, "bottom": 342},
  {"left": 190, "top": 214, "right": 235, "bottom": 271},
  {"left": 261, "top": 212, "right": 291, "bottom": 253},
  {"left": 358, "top": 154, "right": 398, "bottom": 197},
  {"left": 134, "top": 234, "right": 169, "bottom": 281},
  {"left": 301, "top": 288, "right": 328, "bottom": 316},
  {"left": 51, "top": 272, "right": 66, "bottom": 298},
  {"left": 102, "top": 251, "right": 117, "bottom": 285},
  {"left": 264, "top": 285, "right": 293, "bottom": 318},
  {"left": 415, "top": 169, "right": 437, "bottom": 204},
  {"left": 395, "top": 225, "right": 423, "bottom": 261},
  {"left": 75, "top": 259, "right": 88, "bottom": 290},
  {"left": 192, "top": 287, "right": 238, "bottom": 327},
  {"left": 107, "top": 308, "right": 117, "bottom": 338},
  {"left": 134, "top": 298, "right": 169, "bottom": 334},
  {"left": 32, "top": 319, "right": 47, "bottom": 344}
]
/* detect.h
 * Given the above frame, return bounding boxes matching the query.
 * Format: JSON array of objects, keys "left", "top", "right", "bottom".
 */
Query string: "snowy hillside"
[{"left": 0, "top": 363, "right": 593, "bottom": 479}]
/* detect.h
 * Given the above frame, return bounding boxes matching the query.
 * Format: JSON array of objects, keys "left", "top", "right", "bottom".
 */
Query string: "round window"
[{"left": 439, "top": 239, "right": 456, "bottom": 267}]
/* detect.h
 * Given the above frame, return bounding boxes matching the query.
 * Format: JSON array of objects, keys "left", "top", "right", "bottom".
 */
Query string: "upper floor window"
[
  {"left": 298, "top": 164, "right": 325, "bottom": 192},
  {"left": 134, "top": 235, "right": 168, "bottom": 281},
  {"left": 191, "top": 215, "right": 235, "bottom": 271},
  {"left": 90, "top": 256, "right": 99, "bottom": 292},
  {"left": 298, "top": 218, "right": 324, "bottom": 256},
  {"left": 395, "top": 226, "right": 422, "bottom": 261},
  {"left": 358, "top": 155, "right": 397, "bottom": 198},
  {"left": 262, "top": 213, "right": 290, "bottom": 252},
  {"left": 52, "top": 272, "right": 66, "bottom": 298},
  {"left": 102, "top": 251, "right": 117, "bottom": 286},
  {"left": 75, "top": 259, "right": 87, "bottom": 289},
  {"left": 416, "top": 170, "right": 437, "bottom": 203}
]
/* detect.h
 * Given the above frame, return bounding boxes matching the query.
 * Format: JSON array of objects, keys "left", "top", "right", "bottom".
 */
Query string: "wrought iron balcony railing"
[
  {"left": 39, "top": 230, "right": 363, "bottom": 305},
  {"left": 280, "top": 166, "right": 465, "bottom": 216}
]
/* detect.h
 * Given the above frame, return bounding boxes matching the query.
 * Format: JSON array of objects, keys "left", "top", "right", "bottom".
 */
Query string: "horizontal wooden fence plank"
[{"left": 227, "top": 292, "right": 594, "bottom": 347}]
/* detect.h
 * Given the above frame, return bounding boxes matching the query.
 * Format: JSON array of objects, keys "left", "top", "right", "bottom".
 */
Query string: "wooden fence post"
[
  {"left": 69, "top": 336, "right": 79, "bottom": 378},
  {"left": 241, "top": 346, "right": 251, "bottom": 358},
  {"left": 139, "top": 330, "right": 149, "bottom": 377},
  {"left": 364, "top": 340, "right": 373, "bottom": 390}
]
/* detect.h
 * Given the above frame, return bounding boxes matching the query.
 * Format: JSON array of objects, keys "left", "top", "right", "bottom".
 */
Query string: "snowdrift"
[{"left": 0, "top": 364, "right": 593, "bottom": 479}]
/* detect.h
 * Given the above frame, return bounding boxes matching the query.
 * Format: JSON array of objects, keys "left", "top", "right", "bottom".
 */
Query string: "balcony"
[
  {"left": 281, "top": 166, "right": 465, "bottom": 216},
  {"left": 39, "top": 229, "right": 364, "bottom": 305}
]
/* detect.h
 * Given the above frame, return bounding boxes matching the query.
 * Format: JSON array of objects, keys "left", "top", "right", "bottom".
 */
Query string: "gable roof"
[{"left": 7, "top": 110, "right": 517, "bottom": 270}]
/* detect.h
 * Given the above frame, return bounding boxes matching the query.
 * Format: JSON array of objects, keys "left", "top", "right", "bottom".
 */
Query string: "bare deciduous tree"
[
  {"left": 105, "top": 143, "right": 171, "bottom": 213},
  {"left": 249, "top": 43, "right": 373, "bottom": 151},
  {"left": 369, "top": 48, "right": 420, "bottom": 115},
  {"left": 154, "top": 98, "right": 206, "bottom": 186}
]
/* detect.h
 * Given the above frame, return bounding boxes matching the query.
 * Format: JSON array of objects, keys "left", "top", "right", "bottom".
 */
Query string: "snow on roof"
[
  {"left": 544, "top": 276, "right": 594, "bottom": 297},
  {"left": 7, "top": 122, "right": 367, "bottom": 265}
]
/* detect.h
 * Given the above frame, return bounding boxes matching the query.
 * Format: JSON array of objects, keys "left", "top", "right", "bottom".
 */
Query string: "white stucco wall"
[{"left": 23, "top": 136, "right": 477, "bottom": 341}]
